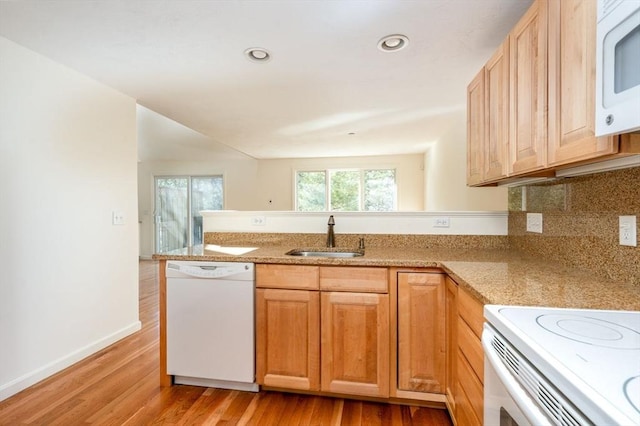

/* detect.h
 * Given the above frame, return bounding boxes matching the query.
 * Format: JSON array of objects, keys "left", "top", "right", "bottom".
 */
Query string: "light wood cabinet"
[
  {"left": 396, "top": 272, "right": 445, "bottom": 394},
  {"left": 320, "top": 266, "right": 388, "bottom": 293},
  {"left": 321, "top": 291, "right": 389, "bottom": 397},
  {"left": 455, "top": 286, "right": 484, "bottom": 426},
  {"left": 467, "top": 68, "right": 485, "bottom": 186},
  {"left": 467, "top": 37, "right": 510, "bottom": 186},
  {"left": 256, "top": 264, "right": 389, "bottom": 399},
  {"left": 509, "top": 0, "right": 548, "bottom": 175},
  {"left": 256, "top": 288, "right": 320, "bottom": 390},
  {"left": 466, "top": 0, "right": 638, "bottom": 186},
  {"left": 547, "top": 0, "right": 618, "bottom": 166},
  {"left": 484, "top": 38, "right": 510, "bottom": 182},
  {"left": 256, "top": 264, "right": 319, "bottom": 290},
  {"left": 445, "top": 276, "right": 458, "bottom": 416}
]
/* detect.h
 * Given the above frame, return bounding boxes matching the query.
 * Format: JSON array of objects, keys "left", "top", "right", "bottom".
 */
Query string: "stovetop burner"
[
  {"left": 625, "top": 375, "right": 640, "bottom": 415},
  {"left": 536, "top": 314, "right": 640, "bottom": 349}
]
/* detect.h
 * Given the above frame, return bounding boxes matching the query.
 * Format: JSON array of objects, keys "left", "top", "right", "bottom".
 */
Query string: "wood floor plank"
[
  {"left": 361, "top": 401, "right": 387, "bottom": 426},
  {"left": 216, "top": 390, "right": 255, "bottom": 425},
  {"left": 177, "top": 388, "right": 236, "bottom": 426},
  {"left": 0, "top": 261, "right": 453, "bottom": 426},
  {"left": 340, "top": 399, "right": 362, "bottom": 426}
]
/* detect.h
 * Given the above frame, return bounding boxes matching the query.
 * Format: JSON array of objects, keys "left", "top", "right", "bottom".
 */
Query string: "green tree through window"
[{"left": 296, "top": 169, "right": 396, "bottom": 211}]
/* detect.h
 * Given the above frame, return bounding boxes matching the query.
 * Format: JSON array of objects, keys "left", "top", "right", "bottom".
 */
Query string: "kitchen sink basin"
[{"left": 285, "top": 248, "right": 364, "bottom": 258}]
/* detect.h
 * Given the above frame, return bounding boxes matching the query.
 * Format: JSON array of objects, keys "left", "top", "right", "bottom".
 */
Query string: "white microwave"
[{"left": 595, "top": 0, "right": 640, "bottom": 137}]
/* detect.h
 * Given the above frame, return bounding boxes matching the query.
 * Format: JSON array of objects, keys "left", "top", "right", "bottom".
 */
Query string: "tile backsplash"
[{"left": 509, "top": 166, "right": 639, "bottom": 285}]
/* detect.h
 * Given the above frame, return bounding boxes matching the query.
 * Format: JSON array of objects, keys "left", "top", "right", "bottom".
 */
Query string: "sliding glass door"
[{"left": 154, "top": 175, "right": 223, "bottom": 252}]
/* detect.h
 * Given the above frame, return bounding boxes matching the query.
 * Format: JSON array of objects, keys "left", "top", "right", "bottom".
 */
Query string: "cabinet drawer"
[
  {"left": 458, "top": 316, "right": 484, "bottom": 384},
  {"left": 456, "top": 377, "right": 482, "bottom": 426},
  {"left": 457, "top": 348, "right": 483, "bottom": 423},
  {"left": 256, "top": 264, "right": 319, "bottom": 290},
  {"left": 458, "top": 287, "right": 484, "bottom": 339},
  {"left": 320, "top": 266, "right": 388, "bottom": 293}
]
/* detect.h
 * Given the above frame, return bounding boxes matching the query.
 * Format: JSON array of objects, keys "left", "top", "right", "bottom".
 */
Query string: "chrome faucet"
[{"left": 326, "top": 215, "right": 335, "bottom": 248}]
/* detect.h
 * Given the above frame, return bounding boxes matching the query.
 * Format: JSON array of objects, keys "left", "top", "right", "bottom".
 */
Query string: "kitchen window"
[
  {"left": 154, "top": 175, "right": 223, "bottom": 252},
  {"left": 295, "top": 169, "right": 397, "bottom": 212}
]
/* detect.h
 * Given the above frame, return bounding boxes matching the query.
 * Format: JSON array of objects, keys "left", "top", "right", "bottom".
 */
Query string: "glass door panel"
[
  {"left": 190, "top": 176, "right": 223, "bottom": 245},
  {"left": 155, "top": 177, "right": 188, "bottom": 252}
]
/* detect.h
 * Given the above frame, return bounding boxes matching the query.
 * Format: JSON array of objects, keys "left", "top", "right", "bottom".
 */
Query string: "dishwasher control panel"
[{"left": 166, "top": 261, "right": 254, "bottom": 280}]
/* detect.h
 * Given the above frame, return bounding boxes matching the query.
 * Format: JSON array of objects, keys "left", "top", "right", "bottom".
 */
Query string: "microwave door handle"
[{"left": 482, "top": 337, "right": 552, "bottom": 426}]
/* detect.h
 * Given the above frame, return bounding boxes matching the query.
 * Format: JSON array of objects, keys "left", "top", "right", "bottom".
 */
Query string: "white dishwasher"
[{"left": 166, "top": 260, "right": 258, "bottom": 392}]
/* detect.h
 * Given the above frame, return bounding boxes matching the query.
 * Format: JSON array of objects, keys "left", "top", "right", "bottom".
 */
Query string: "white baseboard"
[{"left": 0, "top": 321, "right": 142, "bottom": 402}]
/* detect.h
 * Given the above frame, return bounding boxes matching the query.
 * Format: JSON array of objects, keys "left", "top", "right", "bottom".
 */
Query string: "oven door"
[{"left": 482, "top": 325, "right": 552, "bottom": 426}]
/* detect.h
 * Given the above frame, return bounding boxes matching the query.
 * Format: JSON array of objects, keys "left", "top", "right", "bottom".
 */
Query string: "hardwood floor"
[{"left": 0, "top": 261, "right": 452, "bottom": 425}]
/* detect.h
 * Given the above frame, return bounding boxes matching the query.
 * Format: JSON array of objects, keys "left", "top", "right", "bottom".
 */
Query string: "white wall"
[
  {"left": 255, "top": 154, "right": 425, "bottom": 211},
  {"left": 202, "top": 211, "right": 508, "bottom": 235},
  {"left": 0, "top": 37, "right": 140, "bottom": 401},
  {"left": 137, "top": 106, "right": 259, "bottom": 258},
  {"left": 425, "top": 111, "right": 507, "bottom": 211}
]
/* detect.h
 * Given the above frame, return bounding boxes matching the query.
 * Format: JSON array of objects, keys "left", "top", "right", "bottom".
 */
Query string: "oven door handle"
[{"left": 482, "top": 333, "right": 552, "bottom": 425}]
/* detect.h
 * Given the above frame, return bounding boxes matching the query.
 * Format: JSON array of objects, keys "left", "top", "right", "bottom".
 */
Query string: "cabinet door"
[
  {"left": 321, "top": 291, "right": 389, "bottom": 398},
  {"left": 484, "top": 38, "right": 510, "bottom": 182},
  {"left": 256, "top": 288, "right": 320, "bottom": 391},
  {"left": 547, "top": 0, "right": 618, "bottom": 166},
  {"left": 397, "top": 272, "right": 446, "bottom": 394},
  {"left": 467, "top": 68, "right": 485, "bottom": 186},
  {"left": 445, "top": 276, "right": 459, "bottom": 414},
  {"left": 509, "top": 0, "right": 548, "bottom": 175}
]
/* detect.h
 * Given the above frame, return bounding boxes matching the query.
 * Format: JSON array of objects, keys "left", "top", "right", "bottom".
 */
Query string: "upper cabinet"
[
  {"left": 547, "top": 0, "right": 618, "bottom": 165},
  {"left": 467, "top": 0, "right": 639, "bottom": 187},
  {"left": 467, "top": 68, "right": 485, "bottom": 186},
  {"left": 485, "top": 39, "right": 510, "bottom": 181},
  {"left": 509, "top": 0, "right": 548, "bottom": 175},
  {"left": 467, "top": 40, "right": 510, "bottom": 185}
]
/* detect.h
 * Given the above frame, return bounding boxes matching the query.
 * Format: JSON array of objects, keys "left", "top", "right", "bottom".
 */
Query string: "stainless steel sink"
[{"left": 285, "top": 248, "right": 364, "bottom": 258}]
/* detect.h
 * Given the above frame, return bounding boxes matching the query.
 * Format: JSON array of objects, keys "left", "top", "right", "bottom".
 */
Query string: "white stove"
[{"left": 483, "top": 305, "right": 640, "bottom": 425}]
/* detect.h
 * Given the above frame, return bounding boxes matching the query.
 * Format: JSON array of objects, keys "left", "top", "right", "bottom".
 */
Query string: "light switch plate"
[
  {"left": 112, "top": 210, "right": 125, "bottom": 225},
  {"left": 526, "top": 213, "right": 543, "bottom": 233},
  {"left": 619, "top": 215, "right": 637, "bottom": 247}
]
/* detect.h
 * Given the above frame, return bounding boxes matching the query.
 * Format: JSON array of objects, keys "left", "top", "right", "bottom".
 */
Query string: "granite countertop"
[{"left": 153, "top": 245, "right": 640, "bottom": 311}]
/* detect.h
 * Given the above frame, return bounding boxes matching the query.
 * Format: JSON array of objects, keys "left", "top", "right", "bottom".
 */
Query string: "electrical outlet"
[
  {"left": 433, "top": 217, "right": 450, "bottom": 228},
  {"left": 251, "top": 216, "right": 266, "bottom": 226},
  {"left": 526, "top": 213, "right": 543, "bottom": 233},
  {"left": 112, "top": 210, "right": 125, "bottom": 225},
  {"left": 619, "top": 215, "right": 637, "bottom": 247}
]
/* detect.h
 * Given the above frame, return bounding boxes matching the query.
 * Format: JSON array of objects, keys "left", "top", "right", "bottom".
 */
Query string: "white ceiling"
[{"left": 0, "top": 0, "right": 532, "bottom": 160}]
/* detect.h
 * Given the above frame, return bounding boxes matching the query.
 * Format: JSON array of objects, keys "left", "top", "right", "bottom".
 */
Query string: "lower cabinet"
[
  {"left": 445, "top": 276, "right": 458, "bottom": 416},
  {"left": 454, "top": 284, "right": 485, "bottom": 426},
  {"left": 256, "top": 264, "right": 389, "bottom": 398},
  {"left": 255, "top": 263, "right": 484, "bottom": 416},
  {"left": 255, "top": 288, "right": 320, "bottom": 391},
  {"left": 396, "top": 271, "right": 446, "bottom": 395},
  {"left": 321, "top": 291, "right": 389, "bottom": 397}
]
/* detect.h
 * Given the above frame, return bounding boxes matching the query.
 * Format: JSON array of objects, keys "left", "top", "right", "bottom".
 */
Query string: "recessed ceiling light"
[
  {"left": 377, "top": 34, "right": 409, "bottom": 52},
  {"left": 244, "top": 47, "right": 271, "bottom": 62}
]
